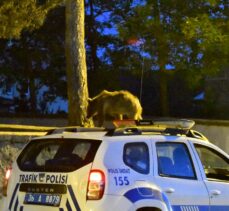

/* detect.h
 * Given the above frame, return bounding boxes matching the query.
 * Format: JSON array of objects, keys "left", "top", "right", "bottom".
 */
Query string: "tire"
[{"left": 137, "top": 208, "right": 161, "bottom": 211}]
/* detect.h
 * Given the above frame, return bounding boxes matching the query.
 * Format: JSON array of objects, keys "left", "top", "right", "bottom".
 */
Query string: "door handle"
[
  {"left": 210, "top": 190, "right": 221, "bottom": 196},
  {"left": 164, "top": 188, "right": 175, "bottom": 193}
]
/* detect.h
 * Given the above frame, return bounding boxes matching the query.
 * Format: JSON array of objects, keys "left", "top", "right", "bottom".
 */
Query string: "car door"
[
  {"left": 193, "top": 143, "right": 229, "bottom": 211},
  {"left": 152, "top": 139, "right": 210, "bottom": 211}
]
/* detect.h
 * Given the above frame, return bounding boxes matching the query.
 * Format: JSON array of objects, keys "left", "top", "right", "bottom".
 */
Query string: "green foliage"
[
  {"left": 117, "top": 0, "right": 228, "bottom": 115},
  {"left": 182, "top": 15, "right": 224, "bottom": 44},
  {"left": 0, "top": 0, "right": 63, "bottom": 39},
  {"left": 119, "top": 0, "right": 228, "bottom": 74},
  {"left": 0, "top": 6, "right": 66, "bottom": 113}
]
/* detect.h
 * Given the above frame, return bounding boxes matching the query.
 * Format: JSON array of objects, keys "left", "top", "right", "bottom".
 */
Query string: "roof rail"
[
  {"left": 106, "top": 126, "right": 190, "bottom": 137},
  {"left": 106, "top": 119, "right": 208, "bottom": 141},
  {"left": 187, "top": 130, "right": 209, "bottom": 141},
  {"left": 106, "top": 119, "right": 196, "bottom": 137},
  {"left": 46, "top": 126, "right": 105, "bottom": 135},
  {"left": 136, "top": 119, "right": 195, "bottom": 129},
  {"left": 44, "top": 119, "right": 207, "bottom": 141}
]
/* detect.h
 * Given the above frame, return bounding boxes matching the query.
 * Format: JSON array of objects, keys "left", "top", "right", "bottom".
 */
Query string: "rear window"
[{"left": 17, "top": 139, "right": 101, "bottom": 172}]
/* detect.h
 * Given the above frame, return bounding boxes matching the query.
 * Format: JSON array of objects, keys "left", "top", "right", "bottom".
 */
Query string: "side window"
[
  {"left": 194, "top": 144, "right": 229, "bottom": 181},
  {"left": 156, "top": 142, "right": 196, "bottom": 179},
  {"left": 124, "top": 143, "right": 149, "bottom": 174}
]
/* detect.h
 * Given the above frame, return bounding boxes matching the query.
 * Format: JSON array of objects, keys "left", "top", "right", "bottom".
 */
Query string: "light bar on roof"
[
  {"left": 112, "top": 119, "right": 195, "bottom": 130},
  {"left": 138, "top": 119, "right": 195, "bottom": 130}
]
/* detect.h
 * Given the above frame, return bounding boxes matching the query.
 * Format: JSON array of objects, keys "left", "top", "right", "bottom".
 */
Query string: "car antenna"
[{"left": 139, "top": 41, "right": 145, "bottom": 103}]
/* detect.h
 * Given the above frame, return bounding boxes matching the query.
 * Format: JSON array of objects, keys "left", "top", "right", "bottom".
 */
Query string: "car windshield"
[{"left": 17, "top": 138, "right": 101, "bottom": 172}]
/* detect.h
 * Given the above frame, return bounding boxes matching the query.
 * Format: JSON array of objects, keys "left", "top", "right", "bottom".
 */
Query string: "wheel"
[{"left": 137, "top": 208, "right": 161, "bottom": 211}]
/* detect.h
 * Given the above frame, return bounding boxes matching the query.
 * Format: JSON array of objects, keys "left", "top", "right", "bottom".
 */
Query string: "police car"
[{"left": 2, "top": 119, "right": 229, "bottom": 211}]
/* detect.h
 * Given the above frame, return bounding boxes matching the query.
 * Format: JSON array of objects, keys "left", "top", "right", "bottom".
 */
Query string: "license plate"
[{"left": 24, "top": 193, "right": 61, "bottom": 206}]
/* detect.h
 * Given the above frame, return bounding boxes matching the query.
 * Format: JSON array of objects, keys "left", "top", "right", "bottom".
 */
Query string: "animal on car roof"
[{"left": 87, "top": 90, "right": 143, "bottom": 126}]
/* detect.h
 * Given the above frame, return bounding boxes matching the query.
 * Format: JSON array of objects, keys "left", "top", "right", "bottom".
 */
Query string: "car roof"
[
  {"left": 34, "top": 131, "right": 107, "bottom": 141},
  {"left": 33, "top": 119, "right": 208, "bottom": 143}
]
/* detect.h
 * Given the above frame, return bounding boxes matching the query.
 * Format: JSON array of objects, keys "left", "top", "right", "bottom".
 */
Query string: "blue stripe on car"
[
  {"left": 172, "top": 205, "right": 229, "bottom": 211},
  {"left": 124, "top": 187, "right": 173, "bottom": 210},
  {"left": 9, "top": 183, "right": 19, "bottom": 210},
  {"left": 66, "top": 199, "right": 72, "bottom": 211},
  {"left": 124, "top": 187, "right": 163, "bottom": 203},
  {"left": 14, "top": 197, "right": 18, "bottom": 211},
  {"left": 68, "top": 185, "right": 81, "bottom": 211},
  {"left": 208, "top": 206, "right": 229, "bottom": 211},
  {"left": 125, "top": 188, "right": 229, "bottom": 211},
  {"left": 162, "top": 193, "right": 173, "bottom": 211},
  {"left": 172, "top": 205, "right": 208, "bottom": 211},
  {"left": 124, "top": 187, "right": 220, "bottom": 211}
]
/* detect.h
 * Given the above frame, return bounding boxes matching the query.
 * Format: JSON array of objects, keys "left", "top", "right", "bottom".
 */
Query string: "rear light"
[
  {"left": 87, "top": 170, "right": 105, "bottom": 200},
  {"left": 3, "top": 167, "right": 12, "bottom": 196}
]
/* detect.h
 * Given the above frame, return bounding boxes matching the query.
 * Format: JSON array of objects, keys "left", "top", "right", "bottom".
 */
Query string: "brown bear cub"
[{"left": 87, "top": 90, "right": 143, "bottom": 126}]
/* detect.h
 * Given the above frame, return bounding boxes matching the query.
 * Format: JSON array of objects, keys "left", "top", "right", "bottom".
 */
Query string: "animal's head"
[{"left": 87, "top": 98, "right": 97, "bottom": 118}]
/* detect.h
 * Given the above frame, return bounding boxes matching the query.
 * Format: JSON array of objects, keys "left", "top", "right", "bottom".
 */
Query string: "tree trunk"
[
  {"left": 65, "top": 0, "right": 89, "bottom": 126},
  {"left": 26, "top": 55, "right": 37, "bottom": 113},
  {"left": 153, "top": 0, "right": 170, "bottom": 116},
  {"left": 88, "top": 0, "right": 98, "bottom": 72},
  {"left": 28, "top": 76, "right": 37, "bottom": 113}
]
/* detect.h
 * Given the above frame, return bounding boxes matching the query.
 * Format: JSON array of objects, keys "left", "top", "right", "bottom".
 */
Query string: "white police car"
[{"left": 2, "top": 119, "right": 229, "bottom": 211}]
